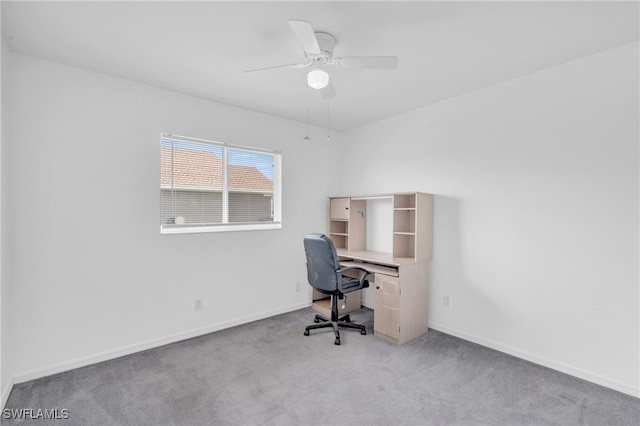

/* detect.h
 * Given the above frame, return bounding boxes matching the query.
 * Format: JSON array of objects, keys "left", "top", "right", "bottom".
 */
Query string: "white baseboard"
[
  {"left": 1, "top": 377, "right": 15, "bottom": 410},
  {"left": 10, "top": 301, "right": 311, "bottom": 388},
  {"left": 428, "top": 321, "right": 639, "bottom": 398}
]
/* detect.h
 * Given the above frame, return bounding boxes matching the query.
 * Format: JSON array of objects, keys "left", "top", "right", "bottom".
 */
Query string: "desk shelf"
[
  {"left": 328, "top": 198, "right": 365, "bottom": 252},
  {"left": 394, "top": 207, "right": 416, "bottom": 234},
  {"left": 394, "top": 193, "right": 432, "bottom": 260},
  {"left": 394, "top": 194, "right": 416, "bottom": 209},
  {"left": 393, "top": 234, "right": 416, "bottom": 258}
]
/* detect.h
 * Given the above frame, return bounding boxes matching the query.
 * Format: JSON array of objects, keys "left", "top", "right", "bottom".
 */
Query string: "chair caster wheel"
[
  {"left": 334, "top": 339, "right": 341, "bottom": 345},
  {"left": 304, "top": 330, "right": 310, "bottom": 336},
  {"left": 361, "top": 330, "right": 367, "bottom": 335}
]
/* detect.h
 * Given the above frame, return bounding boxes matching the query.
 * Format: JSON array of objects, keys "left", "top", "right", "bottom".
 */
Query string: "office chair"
[{"left": 303, "top": 233, "right": 370, "bottom": 345}]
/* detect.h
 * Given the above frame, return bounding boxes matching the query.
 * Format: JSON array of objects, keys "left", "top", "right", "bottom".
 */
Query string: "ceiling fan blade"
[
  {"left": 244, "top": 63, "right": 307, "bottom": 74},
  {"left": 288, "top": 20, "right": 321, "bottom": 55},
  {"left": 331, "top": 56, "right": 399, "bottom": 69},
  {"left": 320, "top": 81, "right": 336, "bottom": 100}
]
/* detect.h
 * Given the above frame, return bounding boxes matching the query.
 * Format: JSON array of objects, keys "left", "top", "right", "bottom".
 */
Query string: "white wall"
[
  {"left": 341, "top": 42, "right": 639, "bottom": 396},
  {"left": 2, "top": 50, "right": 339, "bottom": 383}
]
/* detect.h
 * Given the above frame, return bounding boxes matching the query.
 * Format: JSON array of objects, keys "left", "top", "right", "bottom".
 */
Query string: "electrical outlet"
[
  {"left": 194, "top": 299, "right": 203, "bottom": 311},
  {"left": 296, "top": 282, "right": 301, "bottom": 292},
  {"left": 443, "top": 295, "right": 452, "bottom": 308}
]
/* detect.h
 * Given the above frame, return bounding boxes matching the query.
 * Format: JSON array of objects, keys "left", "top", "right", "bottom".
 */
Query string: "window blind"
[{"left": 160, "top": 134, "right": 281, "bottom": 233}]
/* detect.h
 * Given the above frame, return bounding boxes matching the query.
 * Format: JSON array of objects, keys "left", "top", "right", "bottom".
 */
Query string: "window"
[{"left": 160, "top": 134, "right": 281, "bottom": 234}]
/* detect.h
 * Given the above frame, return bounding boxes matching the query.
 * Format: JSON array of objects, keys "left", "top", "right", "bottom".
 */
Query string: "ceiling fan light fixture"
[{"left": 307, "top": 68, "right": 329, "bottom": 90}]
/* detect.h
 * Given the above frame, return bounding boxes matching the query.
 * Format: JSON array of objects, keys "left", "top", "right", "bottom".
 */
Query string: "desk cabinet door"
[
  {"left": 330, "top": 198, "right": 350, "bottom": 220},
  {"left": 374, "top": 274, "right": 400, "bottom": 340}
]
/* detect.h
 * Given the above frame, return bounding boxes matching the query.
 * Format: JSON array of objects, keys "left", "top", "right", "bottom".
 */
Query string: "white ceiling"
[{"left": 2, "top": 1, "right": 638, "bottom": 130}]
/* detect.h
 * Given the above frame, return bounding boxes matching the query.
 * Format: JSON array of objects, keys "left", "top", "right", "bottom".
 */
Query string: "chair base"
[{"left": 304, "top": 313, "right": 367, "bottom": 345}]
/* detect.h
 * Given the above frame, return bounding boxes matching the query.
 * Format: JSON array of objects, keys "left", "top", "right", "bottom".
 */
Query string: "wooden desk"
[{"left": 312, "top": 193, "right": 432, "bottom": 345}]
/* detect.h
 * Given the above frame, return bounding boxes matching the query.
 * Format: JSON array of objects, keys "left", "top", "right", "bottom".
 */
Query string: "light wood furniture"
[{"left": 312, "top": 192, "right": 433, "bottom": 345}]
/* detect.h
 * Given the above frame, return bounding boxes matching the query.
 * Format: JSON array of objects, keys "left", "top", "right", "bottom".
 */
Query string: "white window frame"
[{"left": 160, "top": 133, "right": 282, "bottom": 234}]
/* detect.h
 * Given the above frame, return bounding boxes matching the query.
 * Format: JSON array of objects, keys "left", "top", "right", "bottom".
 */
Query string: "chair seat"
[
  {"left": 315, "top": 277, "right": 369, "bottom": 295},
  {"left": 341, "top": 277, "right": 370, "bottom": 292}
]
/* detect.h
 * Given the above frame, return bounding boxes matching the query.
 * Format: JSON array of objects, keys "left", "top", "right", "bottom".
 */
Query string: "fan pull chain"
[
  {"left": 327, "top": 99, "right": 331, "bottom": 142},
  {"left": 304, "top": 108, "right": 311, "bottom": 141}
]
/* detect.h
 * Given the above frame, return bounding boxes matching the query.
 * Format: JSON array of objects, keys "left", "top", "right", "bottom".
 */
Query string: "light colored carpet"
[{"left": 4, "top": 307, "right": 639, "bottom": 425}]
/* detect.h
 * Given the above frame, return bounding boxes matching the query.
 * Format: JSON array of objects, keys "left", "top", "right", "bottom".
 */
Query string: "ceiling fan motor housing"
[{"left": 314, "top": 32, "right": 336, "bottom": 60}]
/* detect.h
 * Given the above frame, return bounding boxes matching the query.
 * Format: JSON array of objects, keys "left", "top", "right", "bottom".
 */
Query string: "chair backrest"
[{"left": 303, "top": 233, "right": 341, "bottom": 293}]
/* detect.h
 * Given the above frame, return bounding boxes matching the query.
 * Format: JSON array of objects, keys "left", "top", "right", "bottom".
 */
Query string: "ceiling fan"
[{"left": 244, "top": 20, "right": 398, "bottom": 99}]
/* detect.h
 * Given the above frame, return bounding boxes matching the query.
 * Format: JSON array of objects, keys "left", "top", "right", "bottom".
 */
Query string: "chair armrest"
[{"left": 337, "top": 266, "right": 370, "bottom": 293}]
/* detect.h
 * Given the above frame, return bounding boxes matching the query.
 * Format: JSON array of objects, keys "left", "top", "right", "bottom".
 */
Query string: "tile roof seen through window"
[{"left": 161, "top": 146, "right": 273, "bottom": 192}]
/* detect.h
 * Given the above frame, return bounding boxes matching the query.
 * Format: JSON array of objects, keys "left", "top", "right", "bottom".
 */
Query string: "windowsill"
[{"left": 160, "top": 222, "right": 282, "bottom": 234}]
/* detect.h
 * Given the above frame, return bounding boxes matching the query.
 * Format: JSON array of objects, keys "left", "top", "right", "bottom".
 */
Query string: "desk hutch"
[{"left": 312, "top": 192, "right": 433, "bottom": 345}]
